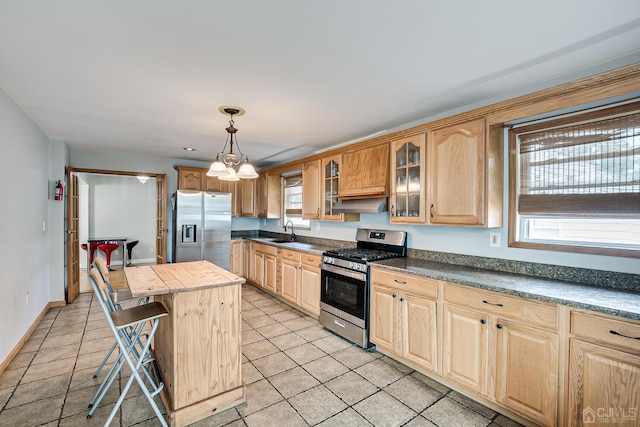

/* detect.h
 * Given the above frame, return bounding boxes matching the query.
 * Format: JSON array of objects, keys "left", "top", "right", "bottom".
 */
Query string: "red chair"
[
  {"left": 81, "top": 242, "right": 98, "bottom": 265},
  {"left": 97, "top": 243, "right": 120, "bottom": 271}
]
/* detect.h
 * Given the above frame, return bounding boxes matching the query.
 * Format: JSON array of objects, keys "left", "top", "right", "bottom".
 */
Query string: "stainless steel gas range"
[{"left": 319, "top": 228, "right": 407, "bottom": 349}]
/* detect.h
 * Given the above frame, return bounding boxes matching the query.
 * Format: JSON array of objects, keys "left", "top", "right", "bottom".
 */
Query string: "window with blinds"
[
  {"left": 282, "top": 174, "right": 310, "bottom": 228},
  {"left": 511, "top": 102, "right": 640, "bottom": 256}
]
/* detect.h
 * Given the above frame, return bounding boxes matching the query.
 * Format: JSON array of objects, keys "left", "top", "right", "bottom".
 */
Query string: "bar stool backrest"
[
  {"left": 89, "top": 268, "right": 117, "bottom": 313},
  {"left": 94, "top": 257, "right": 115, "bottom": 293}
]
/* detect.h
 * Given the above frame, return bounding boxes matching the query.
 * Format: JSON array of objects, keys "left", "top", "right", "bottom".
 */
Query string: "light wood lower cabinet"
[
  {"left": 281, "top": 252, "right": 301, "bottom": 304},
  {"left": 442, "top": 284, "right": 558, "bottom": 426},
  {"left": 300, "top": 255, "right": 321, "bottom": 316},
  {"left": 567, "top": 311, "right": 640, "bottom": 427},
  {"left": 245, "top": 243, "right": 321, "bottom": 318},
  {"left": 370, "top": 269, "right": 438, "bottom": 373},
  {"left": 263, "top": 254, "right": 276, "bottom": 293},
  {"left": 230, "top": 240, "right": 243, "bottom": 276},
  {"left": 441, "top": 304, "right": 488, "bottom": 394}
]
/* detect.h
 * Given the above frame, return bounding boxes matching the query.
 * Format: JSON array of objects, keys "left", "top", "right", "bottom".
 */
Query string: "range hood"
[{"left": 332, "top": 198, "right": 388, "bottom": 214}]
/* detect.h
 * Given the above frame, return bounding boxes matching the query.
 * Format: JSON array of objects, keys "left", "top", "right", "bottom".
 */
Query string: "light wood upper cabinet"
[
  {"left": 321, "top": 155, "right": 341, "bottom": 221},
  {"left": 339, "top": 142, "right": 390, "bottom": 199},
  {"left": 321, "top": 155, "right": 359, "bottom": 222},
  {"left": 428, "top": 118, "right": 502, "bottom": 227},
  {"left": 390, "top": 134, "right": 427, "bottom": 223},
  {"left": 302, "top": 159, "right": 322, "bottom": 219},
  {"left": 257, "top": 173, "right": 281, "bottom": 218},
  {"left": 240, "top": 178, "right": 257, "bottom": 217},
  {"left": 176, "top": 166, "right": 204, "bottom": 191},
  {"left": 567, "top": 311, "right": 640, "bottom": 427},
  {"left": 204, "top": 175, "right": 224, "bottom": 192}
]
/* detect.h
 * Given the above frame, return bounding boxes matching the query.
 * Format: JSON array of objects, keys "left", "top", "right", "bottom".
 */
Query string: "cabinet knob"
[
  {"left": 400, "top": 297, "right": 404, "bottom": 302},
  {"left": 393, "top": 294, "right": 397, "bottom": 298},
  {"left": 430, "top": 204, "right": 434, "bottom": 218},
  {"left": 496, "top": 324, "right": 503, "bottom": 329},
  {"left": 480, "top": 319, "right": 487, "bottom": 324}
]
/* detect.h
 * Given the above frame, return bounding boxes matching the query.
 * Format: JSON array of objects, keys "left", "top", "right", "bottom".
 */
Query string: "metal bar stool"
[
  {"left": 92, "top": 257, "right": 149, "bottom": 378},
  {"left": 126, "top": 240, "right": 139, "bottom": 266},
  {"left": 97, "top": 243, "right": 119, "bottom": 270},
  {"left": 87, "top": 268, "right": 168, "bottom": 426}
]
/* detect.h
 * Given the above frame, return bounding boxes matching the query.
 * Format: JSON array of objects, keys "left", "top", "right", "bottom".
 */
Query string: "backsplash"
[
  {"left": 232, "top": 230, "right": 639, "bottom": 292},
  {"left": 409, "top": 248, "right": 640, "bottom": 291}
]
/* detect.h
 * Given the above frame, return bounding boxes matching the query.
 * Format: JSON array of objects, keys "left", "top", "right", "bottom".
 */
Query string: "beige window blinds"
[
  {"left": 283, "top": 174, "right": 303, "bottom": 216},
  {"left": 517, "top": 104, "right": 640, "bottom": 217}
]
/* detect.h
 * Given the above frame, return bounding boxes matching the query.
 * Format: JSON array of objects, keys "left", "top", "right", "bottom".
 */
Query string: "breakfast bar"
[{"left": 125, "top": 261, "right": 246, "bottom": 427}]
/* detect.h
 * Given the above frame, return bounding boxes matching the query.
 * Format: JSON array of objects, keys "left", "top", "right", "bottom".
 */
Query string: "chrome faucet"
[{"left": 284, "top": 220, "right": 296, "bottom": 242}]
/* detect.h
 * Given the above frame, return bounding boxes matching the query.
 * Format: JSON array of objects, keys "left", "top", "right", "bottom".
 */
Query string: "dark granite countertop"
[
  {"left": 242, "top": 237, "right": 332, "bottom": 256},
  {"left": 372, "top": 258, "right": 640, "bottom": 320}
]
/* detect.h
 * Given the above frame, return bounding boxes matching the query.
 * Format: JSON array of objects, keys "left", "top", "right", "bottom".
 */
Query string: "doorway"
[{"left": 66, "top": 168, "right": 167, "bottom": 303}]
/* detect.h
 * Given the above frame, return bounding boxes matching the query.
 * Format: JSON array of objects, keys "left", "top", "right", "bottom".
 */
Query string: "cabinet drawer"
[
  {"left": 371, "top": 269, "right": 437, "bottom": 299},
  {"left": 281, "top": 249, "right": 301, "bottom": 262},
  {"left": 444, "top": 284, "right": 558, "bottom": 331},
  {"left": 254, "top": 243, "right": 278, "bottom": 256},
  {"left": 301, "top": 253, "right": 321, "bottom": 267},
  {"left": 571, "top": 311, "right": 640, "bottom": 352}
]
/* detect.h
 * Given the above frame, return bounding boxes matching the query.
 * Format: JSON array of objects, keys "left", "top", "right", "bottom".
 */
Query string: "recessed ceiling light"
[{"left": 183, "top": 147, "right": 196, "bottom": 151}]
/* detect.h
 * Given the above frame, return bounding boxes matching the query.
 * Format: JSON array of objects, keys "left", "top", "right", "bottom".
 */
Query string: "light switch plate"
[{"left": 489, "top": 232, "right": 501, "bottom": 247}]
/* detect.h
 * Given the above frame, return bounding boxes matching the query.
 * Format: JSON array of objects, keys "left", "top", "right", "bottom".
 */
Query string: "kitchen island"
[{"left": 125, "top": 261, "right": 246, "bottom": 427}]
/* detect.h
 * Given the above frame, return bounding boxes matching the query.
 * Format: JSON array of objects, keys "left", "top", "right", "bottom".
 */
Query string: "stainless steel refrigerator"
[{"left": 173, "top": 190, "right": 232, "bottom": 270}]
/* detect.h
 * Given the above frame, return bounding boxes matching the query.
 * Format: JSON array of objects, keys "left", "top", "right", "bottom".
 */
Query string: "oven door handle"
[{"left": 320, "top": 263, "right": 367, "bottom": 282}]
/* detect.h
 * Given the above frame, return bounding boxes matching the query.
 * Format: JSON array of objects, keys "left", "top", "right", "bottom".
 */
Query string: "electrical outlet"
[
  {"left": 42, "top": 220, "right": 46, "bottom": 233},
  {"left": 489, "top": 232, "right": 501, "bottom": 247},
  {"left": 26, "top": 291, "right": 29, "bottom": 305},
  {"left": 114, "top": 249, "right": 119, "bottom": 255}
]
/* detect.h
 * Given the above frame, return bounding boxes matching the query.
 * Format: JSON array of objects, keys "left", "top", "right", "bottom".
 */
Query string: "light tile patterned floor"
[{"left": 0, "top": 284, "right": 524, "bottom": 426}]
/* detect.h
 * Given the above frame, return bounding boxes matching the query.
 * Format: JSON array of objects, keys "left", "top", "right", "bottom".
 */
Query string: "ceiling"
[{"left": 1, "top": 1, "right": 640, "bottom": 169}]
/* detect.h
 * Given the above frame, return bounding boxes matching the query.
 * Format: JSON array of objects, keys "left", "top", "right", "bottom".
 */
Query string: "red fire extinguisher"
[{"left": 54, "top": 180, "right": 64, "bottom": 201}]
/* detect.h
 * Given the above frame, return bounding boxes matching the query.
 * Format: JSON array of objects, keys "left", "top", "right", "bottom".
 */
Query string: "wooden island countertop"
[
  {"left": 124, "top": 261, "right": 246, "bottom": 427},
  {"left": 125, "top": 260, "right": 245, "bottom": 296}
]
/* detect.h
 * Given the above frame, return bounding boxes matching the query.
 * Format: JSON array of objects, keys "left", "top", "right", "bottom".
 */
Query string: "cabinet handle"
[
  {"left": 496, "top": 324, "right": 503, "bottom": 329},
  {"left": 392, "top": 294, "right": 397, "bottom": 298},
  {"left": 317, "top": 208, "right": 320, "bottom": 216},
  {"left": 480, "top": 319, "right": 487, "bottom": 324},
  {"left": 430, "top": 204, "right": 434, "bottom": 218},
  {"left": 394, "top": 279, "right": 407, "bottom": 284},
  {"left": 610, "top": 330, "right": 640, "bottom": 341},
  {"left": 400, "top": 297, "right": 404, "bottom": 302},
  {"left": 482, "top": 300, "right": 504, "bottom": 307},
  {"left": 391, "top": 205, "right": 395, "bottom": 217}
]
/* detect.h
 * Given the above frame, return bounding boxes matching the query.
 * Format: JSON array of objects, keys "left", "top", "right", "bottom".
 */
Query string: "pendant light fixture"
[{"left": 206, "top": 106, "right": 258, "bottom": 179}]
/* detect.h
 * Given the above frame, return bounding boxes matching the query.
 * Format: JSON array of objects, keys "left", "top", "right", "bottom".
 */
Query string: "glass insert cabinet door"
[
  {"left": 322, "top": 156, "right": 341, "bottom": 220},
  {"left": 390, "top": 134, "right": 426, "bottom": 223}
]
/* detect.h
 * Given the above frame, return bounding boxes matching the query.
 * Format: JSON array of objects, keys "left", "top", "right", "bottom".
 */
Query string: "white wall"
[
  {"left": 0, "top": 88, "right": 52, "bottom": 363},
  {"left": 83, "top": 174, "right": 156, "bottom": 265}
]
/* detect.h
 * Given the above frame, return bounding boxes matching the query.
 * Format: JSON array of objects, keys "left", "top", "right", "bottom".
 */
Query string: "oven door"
[{"left": 320, "top": 263, "right": 367, "bottom": 328}]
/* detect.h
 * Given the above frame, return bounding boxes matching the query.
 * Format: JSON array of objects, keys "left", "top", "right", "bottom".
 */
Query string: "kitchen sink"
[{"left": 271, "top": 239, "right": 295, "bottom": 244}]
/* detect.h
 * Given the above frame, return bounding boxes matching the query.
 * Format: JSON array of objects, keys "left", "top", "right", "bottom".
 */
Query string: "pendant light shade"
[
  {"left": 208, "top": 106, "right": 258, "bottom": 179},
  {"left": 236, "top": 163, "right": 259, "bottom": 179},
  {"left": 218, "top": 167, "right": 240, "bottom": 181},
  {"left": 206, "top": 161, "right": 230, "bottom": 177}
]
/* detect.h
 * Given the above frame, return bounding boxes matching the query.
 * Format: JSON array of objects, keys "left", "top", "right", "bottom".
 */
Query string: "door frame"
[{"left": 66, "top": 167, "right": 168, "bottom": 302}]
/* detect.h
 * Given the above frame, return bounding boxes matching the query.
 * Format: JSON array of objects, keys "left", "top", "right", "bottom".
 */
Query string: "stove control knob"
[
  {"left": 323, "top": 256, "right": 334, "bottom": 264},
  {"left": 348, "top": 262, "right": 354, "bottom": 269}
]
